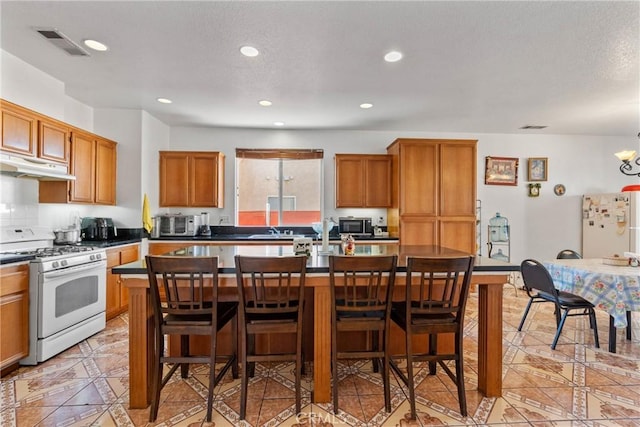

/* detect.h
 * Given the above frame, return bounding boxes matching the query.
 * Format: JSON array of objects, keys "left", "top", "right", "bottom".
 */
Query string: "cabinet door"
[
  {"left": 95, "top": 137, "right": 117, "bottom": 205},
  {"left": 118, "top": 245, "right": 139, "bottom": 313},
  {"left": 105, "top": 249, "right": 121, "bottom": 320},
  {"left": 400, "top": 143, "right": 438, "bottom": 216},
  {"left": 69, "top": 131, "right": 96, "bottom": 203},
  {"left": 440, "top": 142, "right": 476, "bottom": 216},
  {"left": 364, "top": 156, "right": 391, "bottom": 207},
  {"left": 335, "top": 156, "right": 365, "bottom": 207},
  {"left": 0, "top": 264, "right": 29, "bottom": 370},
  {"left": 1, "top": 101, "right": 37, "bottom": 156},
  {"left": 190, "top": 153, "right": 222, "bottom": 207},
  {"left": 160, "top": 152, "right": 190, "bottom": 206},
  {"left": 38, "top": 117, "right": 70, "bottom": 164},
  {"left": 440, "top": 218, "right": 476, "bottom": 253},
  {"left": 400, "top": 217, "right": 438, "bottom": 245}
]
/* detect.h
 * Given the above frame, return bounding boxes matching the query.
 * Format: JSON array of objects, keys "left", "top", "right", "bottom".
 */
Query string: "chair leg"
[
  {"left": 627, "top": 311, "right": 632, "bottom": 340},
  {"left": 180, "top": 335, "right": 190, "bottom": 378},
  {"left": 149, "top": 330, "right": 164, "bottom": 422},
  {"left": 382, "top": 332, "right": 391, "bottom": 413},
  {"left": 406, "top": 329, "right": 416, "bottom": 420},
  {"left": 517, "top": 298, "right": 534, "bottom": 331},
  {"left": 428, "top": 334, "right": 437, "bottom": 375},
  {"left": 372, "top": 330, "right": 380, "bottom": 373},
  {"left": 589, "top": 308, "right": 600, "bottom": 348},
  {"left": 240, "top": 330, "right": 248, "bottom": 420},
  {"left": 551, "top": 310, "right": 569, "bottom": 350},
  {"left": 231, "top": 314, "right": 239, "bottom": 379},
  {"left": 248, "top": 334, "right": 256, "bottom": 377},
  {"left": 206, "top": 328, "right": 217, "bottom": 422},
  {"left": 295, "top": 336, "right": 302, "bottom": 415},
  {"left": 332, "top": 321, "right": 339, "bottom": 414},
  {"left": 454, "top": 332, "right": 467, "bottom": 417}
]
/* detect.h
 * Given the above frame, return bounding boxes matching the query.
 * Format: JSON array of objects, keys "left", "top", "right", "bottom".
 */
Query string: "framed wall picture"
[
  {"left": 485, "top": 156, "right": 519, "bottom": 186},
  {"left": 528, "top": 157, "right": 548, "bottom": 181}
]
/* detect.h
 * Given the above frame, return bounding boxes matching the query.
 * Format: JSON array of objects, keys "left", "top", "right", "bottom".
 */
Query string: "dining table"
[
  {"left": 115, "top": 243, "right": 518, "bottom": 409},
  {"left": 544, "top": 258, "right": 639, "bottom": 352}
]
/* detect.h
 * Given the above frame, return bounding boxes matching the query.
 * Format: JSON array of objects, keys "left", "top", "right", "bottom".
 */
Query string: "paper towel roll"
[{"left": 322, "top": 218, "right": 329, "bottom": 252}]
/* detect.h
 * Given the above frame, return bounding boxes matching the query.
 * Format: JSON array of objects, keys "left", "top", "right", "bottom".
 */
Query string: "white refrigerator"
[{"left": 582, "top": 192, "right": 640, "bottom": 258}]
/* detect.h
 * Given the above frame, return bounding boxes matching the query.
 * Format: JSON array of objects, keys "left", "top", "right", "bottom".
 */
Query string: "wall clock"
[{"left": 554, "top": 184, "right": 566, "bottom": 196}]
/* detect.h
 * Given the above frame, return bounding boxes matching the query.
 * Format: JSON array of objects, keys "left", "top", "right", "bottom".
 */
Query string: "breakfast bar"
[{"left": 115, "top": 243, "right": 517, "bottom": 409}]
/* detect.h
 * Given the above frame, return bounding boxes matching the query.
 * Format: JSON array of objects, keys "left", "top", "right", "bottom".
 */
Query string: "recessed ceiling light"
[
  {"left": 240, "top": 46, "right": 259, "bottom": 57},
  {"left": 360, "top": 103, "right": 373, "bottom": 109},
  {"left": 157, "top": 98, "right": 172, "bottom": 104},
  {"left": 259, "top": 100, "right": 272, "bottom": 107},
  {"left": 273, "top": 121, "right": 285, "bottom": 127},
  {"left": 384, "top": 51, "right": 403, "bottom": 63},
  {"left": 83, "top": 39, "right": 108, "bottom": 51}
]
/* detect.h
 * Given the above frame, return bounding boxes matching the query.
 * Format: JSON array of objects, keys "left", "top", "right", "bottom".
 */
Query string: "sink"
[{"left": 248, "top": 234, "right": 306, "bottom": 240}]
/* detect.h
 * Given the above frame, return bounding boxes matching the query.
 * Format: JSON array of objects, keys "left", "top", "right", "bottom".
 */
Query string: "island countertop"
[{"left": 114, "top": 243, "right": 518, "bottom": 275}]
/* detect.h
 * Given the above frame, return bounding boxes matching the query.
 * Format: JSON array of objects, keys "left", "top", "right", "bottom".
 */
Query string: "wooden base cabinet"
[
  {"left": 106, "top": 244, "right": 140, "bottom": 320},
  {"left": 387, "top": 138, "right": 477, "bottom": 253},
  {"left": 0, "top": 263, "right": 29, "bottom": 375}
]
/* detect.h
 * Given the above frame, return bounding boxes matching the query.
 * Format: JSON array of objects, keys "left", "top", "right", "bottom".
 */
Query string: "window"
[{"left": 236, "top": 149, "right": 323, "bottom": 226}]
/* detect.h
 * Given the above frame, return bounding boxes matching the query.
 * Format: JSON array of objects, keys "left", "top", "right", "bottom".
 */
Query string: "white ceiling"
[{"left": 1, "top": 1, "right": 638, "bottom": 137}]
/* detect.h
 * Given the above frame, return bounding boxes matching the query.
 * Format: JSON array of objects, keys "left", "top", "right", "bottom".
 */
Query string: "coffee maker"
[
  {"left": 198, "top": 212, "right": 211, "bottom": 236},
  {"left": 81, "top": 217, "right": 117, "bottom": 241}
]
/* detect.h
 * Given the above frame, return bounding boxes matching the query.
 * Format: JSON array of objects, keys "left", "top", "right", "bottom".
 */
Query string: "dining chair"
[
  {"left": 519, "top": 259, "right": 599, "bottom": 350},
  {"left": 556, "top": 249, "right": 582, "bottom": 259},
  {"left": 554, "top": 251, "right": 632, "bottom": 348},
  {"left": 329, "top": 254, "right": 398, "bottom": 414},
  {"left": 390, "top": 255, "right": 475, "bottom": 418},
  {"left": 145, "top": 255, "right": 238, "bottom": 422},
  {"left": 234, "top": 255, "right": 307, "bottom": 420}
]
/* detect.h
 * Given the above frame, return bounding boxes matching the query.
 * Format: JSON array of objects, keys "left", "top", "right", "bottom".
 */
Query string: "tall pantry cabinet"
[{"left": 386, "top": 138, "right": 477, "bottom": 253}]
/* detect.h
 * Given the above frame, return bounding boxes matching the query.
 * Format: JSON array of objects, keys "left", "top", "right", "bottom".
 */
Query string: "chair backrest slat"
[
  {"left": 235, "top": 255, "right": 307, "bottom": 317},
  {"left": 146, "top": 256, "right": 219, "bottom": 319},
  {"left": 330, "top": 255, "right": 398, "bottom": 317},
  {"left": 405, "top": 256, "right": 474, "bottom": 322}
]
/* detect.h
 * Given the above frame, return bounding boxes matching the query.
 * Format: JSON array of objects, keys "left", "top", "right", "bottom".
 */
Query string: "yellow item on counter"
[{"left": 142, "top": 194, "right": 153, "bottom": 233}]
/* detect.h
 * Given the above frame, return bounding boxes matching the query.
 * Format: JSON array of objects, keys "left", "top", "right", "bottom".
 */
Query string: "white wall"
[{"left": 2, "top": 48, "right": 639, "bottom": 265}]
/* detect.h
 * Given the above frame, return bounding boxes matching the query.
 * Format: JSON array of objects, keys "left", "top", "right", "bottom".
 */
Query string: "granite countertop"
[
  {"left": 114, "top": 243, "right": 519, "bottom": 275},
  {"left": 150, "top": 234, "right": 398, "bottom": 242}
]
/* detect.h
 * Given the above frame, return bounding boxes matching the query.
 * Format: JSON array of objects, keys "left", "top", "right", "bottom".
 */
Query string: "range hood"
[{"left": 0, "top": 153, "right": 76, "bottom": 181}]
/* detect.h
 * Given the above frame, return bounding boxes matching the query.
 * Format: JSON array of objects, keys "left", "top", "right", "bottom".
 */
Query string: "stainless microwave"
[
  {"left": 159, "top": 214, "right": 200, "bottom": 236},
  {"left": 338, "top": 217, "right": 372, "bottom": 236}
]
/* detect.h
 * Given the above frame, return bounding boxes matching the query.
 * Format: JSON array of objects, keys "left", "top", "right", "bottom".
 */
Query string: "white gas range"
[{"left": 0, "top": 227, "right": 107, "bottom": 365}]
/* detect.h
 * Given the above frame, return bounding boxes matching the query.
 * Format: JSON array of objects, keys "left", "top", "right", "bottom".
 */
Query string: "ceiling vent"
[
  {"left": 34, "top": 27, "right": 89, "bottom": 56},
  {"left": 519, "top": 125, "right": 548, "bottom": 130}
]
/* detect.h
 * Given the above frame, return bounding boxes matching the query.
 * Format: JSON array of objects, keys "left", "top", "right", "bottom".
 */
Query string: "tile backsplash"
[{"left": 0, "top": 176, "right": 39, "bottom": 226}]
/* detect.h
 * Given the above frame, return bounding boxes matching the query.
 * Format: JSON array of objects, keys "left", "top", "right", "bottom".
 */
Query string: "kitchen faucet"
[{"left": 269, "top": 227, "right": 280, "bottom": 236}]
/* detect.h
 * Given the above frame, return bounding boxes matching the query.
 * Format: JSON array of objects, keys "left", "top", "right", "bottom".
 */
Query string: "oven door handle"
[{"left": 42, "top": 260, "right": 107, "bottom": 279}]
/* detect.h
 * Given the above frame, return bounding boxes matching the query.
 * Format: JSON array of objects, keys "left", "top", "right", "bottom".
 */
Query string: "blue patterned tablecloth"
[{"left": 544, "top": 259, "right": 640, "bottom": 328}]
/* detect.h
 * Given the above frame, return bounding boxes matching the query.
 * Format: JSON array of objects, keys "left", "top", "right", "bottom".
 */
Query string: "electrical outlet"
[
  {"left": 219, "top": 215, "right": 230, "bottom": 224},
  {"left": 378, "top": 216, "right": 385, "bottom": 225}
]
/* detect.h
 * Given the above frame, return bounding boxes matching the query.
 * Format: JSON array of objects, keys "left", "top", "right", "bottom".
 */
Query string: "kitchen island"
[{"left": 115, "top": 243, "right": 517, "bottom": 409}]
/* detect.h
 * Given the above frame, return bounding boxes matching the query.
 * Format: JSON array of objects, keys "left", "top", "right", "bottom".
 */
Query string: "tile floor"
[{"left": 2, "top": 283, "right": 640, "bottom": 427}]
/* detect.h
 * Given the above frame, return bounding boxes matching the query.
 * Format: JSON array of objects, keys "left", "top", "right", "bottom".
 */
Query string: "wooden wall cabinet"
[
  {"left": 38, "top": 116, "right": 70, "bottom": 164},
  {"left": 39, "top": 131, "right": 117, "bottom": 205},
  {"left": 1, "top": 99, "right": 70, "bottom": 165},
  {"left": 159, "top": 151, "right": 225, "bottom": 207},
  {"left": 1, "top": 100, "right": 37, "bottom": 157},
  {"left": 0, "top": 263, "right": 29, "bottom": 375},
  {"left": 106, "top": 244, "right": 140, "bottom": 320},
  {"left": 335, "top": 154, "right": 391, "bottom": 208},
  {"left": 387, "top": 138, "right": 477, "bottom": 252}
]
